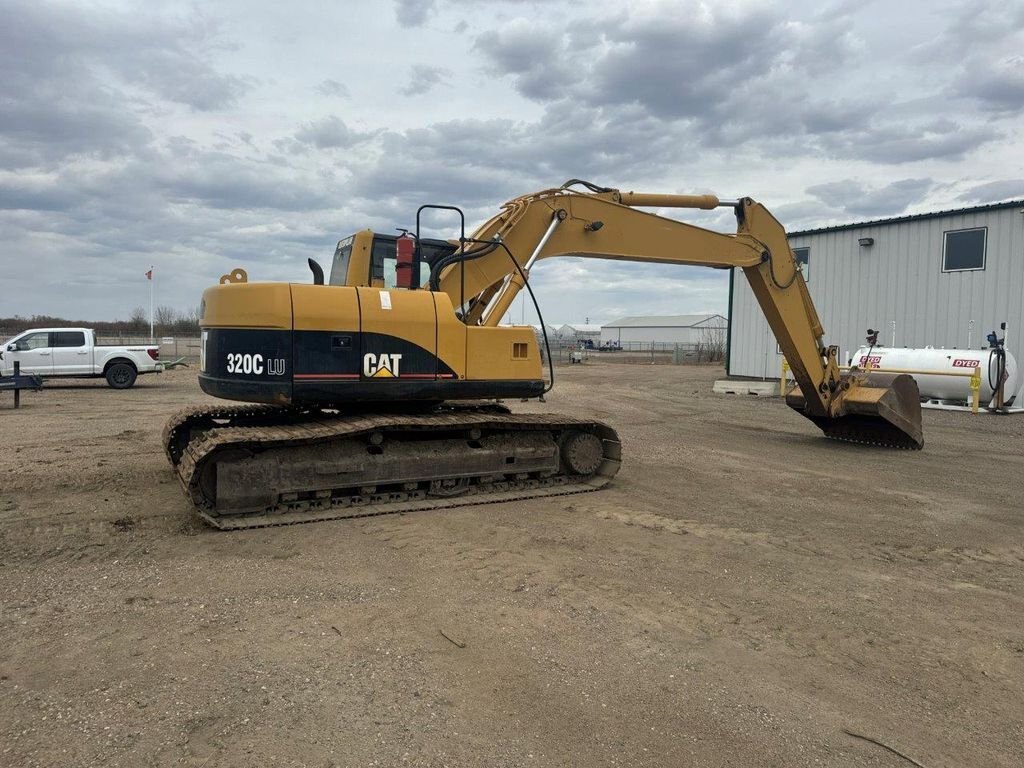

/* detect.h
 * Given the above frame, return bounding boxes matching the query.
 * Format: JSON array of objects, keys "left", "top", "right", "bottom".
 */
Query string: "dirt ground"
[{"left": 1, "top": 363, "right": 1022, "bottom": 767}]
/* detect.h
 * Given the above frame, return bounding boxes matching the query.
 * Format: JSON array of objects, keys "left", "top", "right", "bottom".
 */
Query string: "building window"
[
  {"left": 942, "top": 227, "right": 986, "bottom": 272},
  {"left": 793, "top": 247, "right": 810, "bottom": 281}
]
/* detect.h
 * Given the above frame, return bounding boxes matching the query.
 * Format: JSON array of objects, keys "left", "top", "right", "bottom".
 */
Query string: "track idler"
[{"left": 787, "top": 372, "right": 924, "bottom": 450}]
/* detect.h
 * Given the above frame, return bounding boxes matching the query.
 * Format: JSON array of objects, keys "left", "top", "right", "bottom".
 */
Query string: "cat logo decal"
[{"left": 363, "top": 353, "right": 402, "bottom": 378}]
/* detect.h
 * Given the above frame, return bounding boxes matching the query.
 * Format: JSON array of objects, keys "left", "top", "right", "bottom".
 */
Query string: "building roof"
[
  {"left": 788, "top": 199, "right": 1024, "bottom": 237},
  {"left": 558, "top": 324, "right": 602, "bottom": 333},
  {"left": 602, "top": 313, "right": 727, "bottom": 329}
]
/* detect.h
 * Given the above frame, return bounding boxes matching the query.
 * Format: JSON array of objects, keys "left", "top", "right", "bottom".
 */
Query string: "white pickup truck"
[{"left": 0, "top": 328, "right": 161, "bottom": 389}]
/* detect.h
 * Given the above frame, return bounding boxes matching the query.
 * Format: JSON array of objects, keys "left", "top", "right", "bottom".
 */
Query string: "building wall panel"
[{"left": 728, "top": 205, "right": 1024, "bottom": 399}]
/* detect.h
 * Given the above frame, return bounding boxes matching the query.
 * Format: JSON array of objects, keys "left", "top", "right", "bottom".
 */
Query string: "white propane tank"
[{"left": 850, "top": 346, "right": 1019, "bottom": 406}]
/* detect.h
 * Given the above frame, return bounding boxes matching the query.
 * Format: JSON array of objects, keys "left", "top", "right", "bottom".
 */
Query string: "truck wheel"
[{"left": 106, "top": 362, "right": 137, "bottom": 389}]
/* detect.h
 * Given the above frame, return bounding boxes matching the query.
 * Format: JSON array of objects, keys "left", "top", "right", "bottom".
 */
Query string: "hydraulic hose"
[
  {"left": 462, "top": 236, "right": 556, "bottom": 395},
  {"left": 560, "top": 179, "right": 614, "bottom": 193},
  {"left": 428, "top": 240, "right": 499, "bottom": 292},
  {"left": 988, "top": 347, "right": 1006, "bottom": 394}
]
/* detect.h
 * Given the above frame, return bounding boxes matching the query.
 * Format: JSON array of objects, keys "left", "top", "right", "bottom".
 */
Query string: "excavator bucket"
[{"left": 786, "top": 372, "right": 924, "bottom": 450}]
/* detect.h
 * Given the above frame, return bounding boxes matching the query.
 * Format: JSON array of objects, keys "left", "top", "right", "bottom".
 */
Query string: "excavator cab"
[{"left": 324, "top": 231, "right": 457, "bottom": 290}]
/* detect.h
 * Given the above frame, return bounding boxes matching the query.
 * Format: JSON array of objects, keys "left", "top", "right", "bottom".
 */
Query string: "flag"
[{"left": 145, "top": 269, "right": 153, "bottom": 280}]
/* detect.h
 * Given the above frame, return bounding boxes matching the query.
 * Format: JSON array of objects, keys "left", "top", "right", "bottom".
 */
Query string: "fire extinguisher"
[{"left": 395, "top": 231, "right": 416, "bottom": 289}]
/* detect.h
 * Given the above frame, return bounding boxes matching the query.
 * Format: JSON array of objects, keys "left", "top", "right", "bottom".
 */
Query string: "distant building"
[
  {"left": 527, "top": 324, "right": 558, "bottom": 345},
  {"left": 601, "top": 314, "right": 728, "bottom": 348},
  {"left": 556, "top": 324, "right": 602, "bottom": 345},
  {"left": 727, "top": 200, "right": 1024, "bottom": 394}
]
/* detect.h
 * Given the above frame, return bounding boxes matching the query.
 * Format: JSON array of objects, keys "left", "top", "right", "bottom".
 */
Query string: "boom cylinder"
[
  {"left": 615, "top": 192, "right": 722, "bottom": 209},
  {"left": 480, "top": 212, "right": 563, "bottom": 325}
]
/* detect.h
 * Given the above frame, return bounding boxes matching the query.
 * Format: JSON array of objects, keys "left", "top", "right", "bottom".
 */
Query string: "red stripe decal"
[
  {"left": 292, "top": 374, "right": 360, "bottom": 380},
  {"left": 294, "top": 373, "right": 458, "bottom": 380}
]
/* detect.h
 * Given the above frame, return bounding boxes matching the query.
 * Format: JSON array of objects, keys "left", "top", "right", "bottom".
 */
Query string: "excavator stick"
[{"left": 786, "top": 373, "right": 924, "bottom": 450}]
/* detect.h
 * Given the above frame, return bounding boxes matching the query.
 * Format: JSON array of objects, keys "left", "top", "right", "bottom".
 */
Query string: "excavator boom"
[{"left": 430, "top": 185, "right": 923, "bottom": 449}]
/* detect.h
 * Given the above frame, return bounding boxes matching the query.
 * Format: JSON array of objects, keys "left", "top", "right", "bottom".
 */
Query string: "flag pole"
[{"left": 149, "top": 265, "right": 154, "bottom": 342}]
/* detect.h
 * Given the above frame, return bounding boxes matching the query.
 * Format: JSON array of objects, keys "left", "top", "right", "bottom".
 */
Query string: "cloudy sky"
[{"left": 2, "top": 0, "right": 1023, "bottom": 326}]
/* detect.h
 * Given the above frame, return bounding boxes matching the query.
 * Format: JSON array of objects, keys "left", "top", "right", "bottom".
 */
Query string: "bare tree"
[
  {"left": 153, "top": 305, "right": 178, "bottom": 333},
  {"left": 696, "top": 325, "right": 727, "bottom": 363},
  {"left": 172, "top": 305, "right": 202, "bottom": 333},
  {"left": 128, "top": 306, "right": 147, "bottom": 332}
]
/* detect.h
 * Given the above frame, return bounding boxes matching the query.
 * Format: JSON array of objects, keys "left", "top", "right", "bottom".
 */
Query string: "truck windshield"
[{"left": 329, "top": 237, "right": 354, "bottom": 286}]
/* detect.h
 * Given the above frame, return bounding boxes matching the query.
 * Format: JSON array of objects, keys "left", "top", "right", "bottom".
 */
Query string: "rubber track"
[
  {"left": 163, "top": 403, "right": 295, "bottom": 466},
  {"left": 164, "top": 405, "right": 622, "bottom": 530}
]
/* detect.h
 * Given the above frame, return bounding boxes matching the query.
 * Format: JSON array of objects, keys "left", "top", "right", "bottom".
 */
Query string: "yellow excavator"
[{"left": 163, "top": 181, "right": 924, "bottom": 529}]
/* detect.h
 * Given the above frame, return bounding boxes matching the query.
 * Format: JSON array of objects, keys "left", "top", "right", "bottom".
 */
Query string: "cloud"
[
  {"left": 394, "top": 0, "right": 435, "bottom": 28},
  {"left": 316, "top": 79, "right": 350, "bottom": 98},
  {"left": 340, "top": 103, "right": 700, "bottom": 227},
  {"left": 153, "top": 151, "right": 340, "bottom": 211},
  {"left": 400, "top": 65, "right": 453, "bottom": 96},
  {"left": 583, "top": 6, "right": 787, "bottom": 120},
  {"left": 0, "top": 0, "right": 248, "bottom": 170},
  {"left": 290, "top": 115, "right": 374, "bottom": 150},
  {"left": 0, "top": 90, "right": 154, "bottom": 170},
  {"left": 917, "top": 1, "right": 1024, "bottom": 113},
  {"left": 470, "top": 1, "right": 1007, "bottom": 166},
  {"left": 772, "top": 200, "right": 843, "bottom": 230},
  {"left": 1, "top": 0, "right": 1023, "bottom": 324},
  {"left": 806, "top": 178, "right": 934, "bottom": 217},
  {"left": 954, "top": 56, "right": 1024, "bottom": 113},
  {"left": 124, "top": 48, "right": 251, "bottom": 113},
  {"left": 957, "top": 179, "right": 1024, "bottom": 202},
  {"left": 815, "top": 118, "right": 1002, "bottom": 164},
  {"left": 473, "top": 2, "right": 861, "bottom": 127},
  {"left": 474, "top": 19, "right": 580, "bottom": 102}
]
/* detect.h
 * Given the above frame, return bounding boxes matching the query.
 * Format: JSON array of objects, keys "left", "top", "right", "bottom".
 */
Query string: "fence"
[
  {"left": 97, "top": 335, "right": 203, "bottom": 363},
  {"left": 162, "top": 337, "right": 201, "bottom": 363},
  {"left": 540, "top": 339, "right": 721, "bottom": 365}
]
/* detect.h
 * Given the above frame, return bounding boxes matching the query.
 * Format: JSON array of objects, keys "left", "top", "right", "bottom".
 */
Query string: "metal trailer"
[{"left": 1, "top": 361, "right": 43, "bottom": 408}]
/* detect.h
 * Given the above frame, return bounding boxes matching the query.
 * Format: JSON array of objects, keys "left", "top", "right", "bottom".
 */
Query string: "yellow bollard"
[
  {"left": 780, "top": 359, "right": 789, "bottom": 397},
  {"left": 970, "top": 366, "right": 981, "bottom": 414}
]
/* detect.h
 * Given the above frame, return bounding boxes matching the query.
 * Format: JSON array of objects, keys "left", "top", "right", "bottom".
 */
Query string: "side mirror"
[{"left": 6, "top": 343, "right": 15, "bottom": 352}]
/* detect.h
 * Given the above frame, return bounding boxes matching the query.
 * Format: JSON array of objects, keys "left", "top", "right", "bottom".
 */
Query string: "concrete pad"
[{"left": 713, "top": 379, "right": 781, "bottom": 397}]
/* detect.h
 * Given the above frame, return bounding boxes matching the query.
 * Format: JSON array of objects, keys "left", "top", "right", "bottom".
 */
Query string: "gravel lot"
[{"left": 1, "top": 363, "right": 1021, "bottom": 767}]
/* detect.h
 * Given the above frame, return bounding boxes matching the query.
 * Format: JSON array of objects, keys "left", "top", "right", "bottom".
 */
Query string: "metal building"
[
  {"left": 556, "top": 324, "right": 602, "bottom": 344},
  {"left": 726, "top": 200, "right": 1024, "bottom": 397},
  {"left": 602, "top": 314, "right": 728, "bottom": 347}
]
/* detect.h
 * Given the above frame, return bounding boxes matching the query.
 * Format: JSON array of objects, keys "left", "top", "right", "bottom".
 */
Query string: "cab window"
[
  {"left": 15, "top": 332, "right": 50, "bottom": 351},
  {"left": 329, "top": 237, "right": 354, "bottom": 286},
  {"left": 370, "top": 237, "right": 396, "bottom": 286},
  {"left": 371, "top": 237, "right": 440, "bottom": 288},
  {"left": 53, "top": 331, "right": 86, "bottom": 347}
]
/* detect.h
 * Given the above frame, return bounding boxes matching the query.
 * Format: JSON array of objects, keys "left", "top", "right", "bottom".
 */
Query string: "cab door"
[
  {"left": 50, "top": 330, "right": 89, "bottom": 374},
  {"left": 7, "top": 331, "right": 54, "bottom": 375}
]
